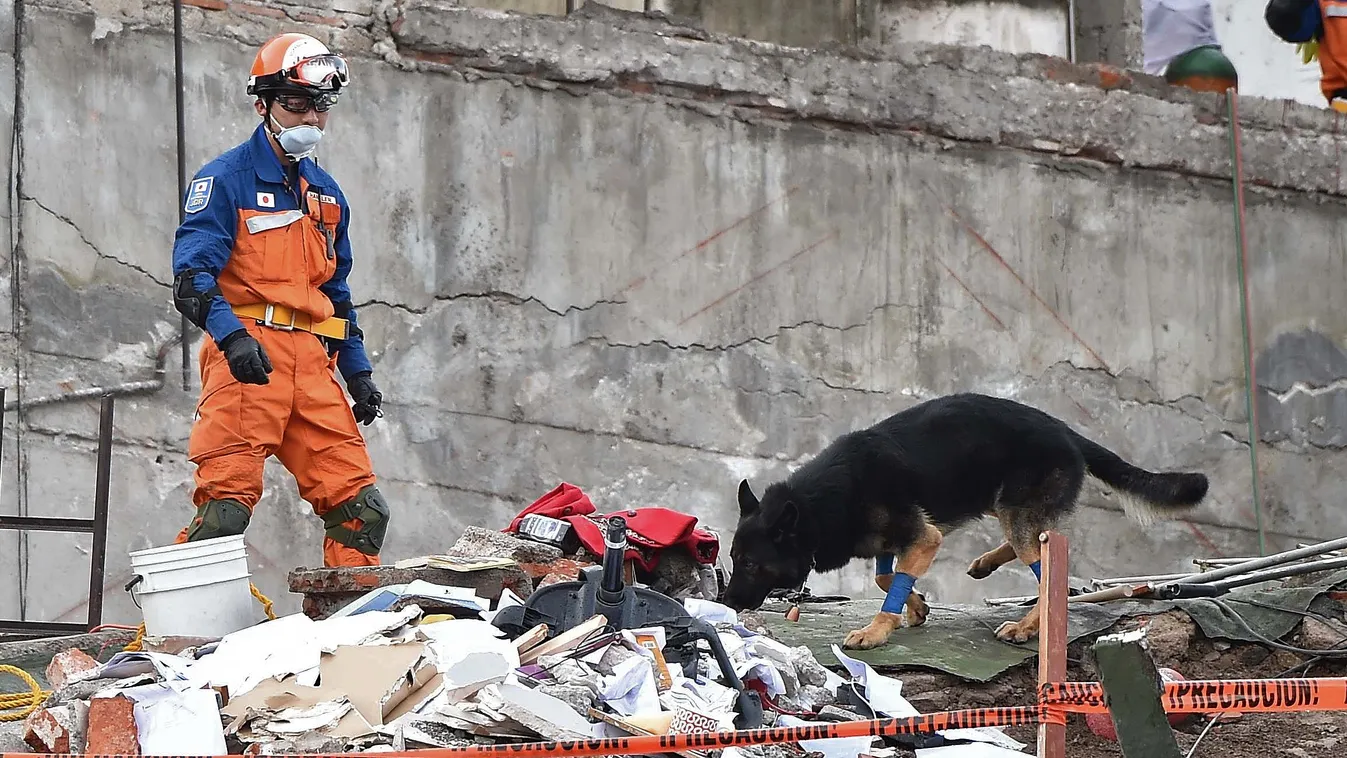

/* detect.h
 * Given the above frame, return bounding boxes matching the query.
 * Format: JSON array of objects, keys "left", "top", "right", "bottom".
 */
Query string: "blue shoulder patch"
[{"left": 184, "top": 176, "right": 215, "bottom": 215}]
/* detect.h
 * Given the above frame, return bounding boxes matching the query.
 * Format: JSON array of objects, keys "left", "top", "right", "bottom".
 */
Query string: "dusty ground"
[{"left": 873, "top": 610, "right": 1347, "bottom": 758}]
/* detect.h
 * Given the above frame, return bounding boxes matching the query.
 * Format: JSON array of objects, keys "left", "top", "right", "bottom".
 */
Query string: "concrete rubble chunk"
[
  {"left": 788, "top": 645, "right": 830, "bottom": 687},
  {"left": 535, "top": 683, "right": 597, "bottom": 717},
  {"left": 22, "top": 702, "right": 88, "bottom": 754},
  {"left": 44, "top": 648, "right": 101, "bottom": 690},
  {"left": 1300, "top": 617, "right": 1347, "bottom": 651},
  {"left": 1140, "top": 611, "right": 1198, "bottom": 665},
  {"left": 85, "top": 694, "right": 140, "bottom": 755},
  {"left": 43, "top": 678, "right": 110, "bottom": 708},
  {"left": 450, "top": 526, "right": 565, "bottom": 564}
]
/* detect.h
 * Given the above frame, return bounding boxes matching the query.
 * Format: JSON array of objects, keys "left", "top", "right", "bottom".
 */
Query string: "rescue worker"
[
  {"left": 170, "top": 32, "right": 391, "bottom": 568},
  {"left": 1266, "top": 0, "right": 1347, "bottom": 111}
]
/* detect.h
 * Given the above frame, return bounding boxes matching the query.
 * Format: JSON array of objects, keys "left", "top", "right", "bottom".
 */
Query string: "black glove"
[
  {"left": 347, "top": 371, "right": 383, "bottom": 425},
  {"left": 218, "top": 329, "right": 272, "bottom": 385}
]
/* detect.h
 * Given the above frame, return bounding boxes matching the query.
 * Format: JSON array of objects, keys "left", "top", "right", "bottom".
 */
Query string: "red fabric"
[
  {"left": 505, "top": 482, "right": 596, "bottom": 533},
  {"left": 504, "top": 485, "right": 720, "bottom": 570}
]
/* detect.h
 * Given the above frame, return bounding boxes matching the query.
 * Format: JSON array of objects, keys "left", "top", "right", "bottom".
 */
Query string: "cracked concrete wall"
[
  {"left": 875, "top": 0, "right": 1069, "bottom": 58},
  {"left": 4, "top": 0, "right": 1347, "bottom": 629}
]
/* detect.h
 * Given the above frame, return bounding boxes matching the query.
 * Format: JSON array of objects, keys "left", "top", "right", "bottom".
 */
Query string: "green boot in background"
[{"left": 1165, "top": 44, "right": 1239, "bottom": 93}]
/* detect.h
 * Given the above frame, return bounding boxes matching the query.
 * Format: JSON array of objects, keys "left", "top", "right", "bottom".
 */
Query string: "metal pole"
[
  {"left": 86, "top": 393, "right": 114, "bottom": 630},
  {"left": 1228, "top": 88, "right": 1265, "bottom": 556},
  {"left": 1066, "top": 0, "right": 1077, "bottom": 63},
  {"left": 175, "top": 0, "right": 191, "bottom": 392},
  {"left": 1171, "top": 535, "right": 1347, "bottom": 586},
  {"left": 0, "top": 386, "right": 6, "bottom": 514}
]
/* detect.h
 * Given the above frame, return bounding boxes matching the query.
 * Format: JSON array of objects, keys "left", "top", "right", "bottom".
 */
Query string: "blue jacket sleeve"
[
  {"left": 319, "top": 194, "right": 374, "bottom": 381},
  {"left": 171, "top": 170, "right": 247, "bottom": 345},
  {"left": 1265, "top": 0, "right": 1322, "bottom": 43}
]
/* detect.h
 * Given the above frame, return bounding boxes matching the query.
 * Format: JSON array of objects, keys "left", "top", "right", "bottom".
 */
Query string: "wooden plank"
[
  {"left": 1037, "top": 530, "right": 1068, "bottom": 758},
  {"left": 1092, "top": 629, "right": 1184, "bottom": 758}
]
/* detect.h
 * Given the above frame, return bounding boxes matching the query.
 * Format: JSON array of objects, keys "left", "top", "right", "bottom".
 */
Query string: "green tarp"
[{"left": 758, "top": 569, "right": 1347, "bottom": 682}]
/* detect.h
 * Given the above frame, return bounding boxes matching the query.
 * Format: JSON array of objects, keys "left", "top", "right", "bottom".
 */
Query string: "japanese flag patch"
[
  {"left": 184, "top": 177, "right": 214, "bottom": 214},
  {"left": 257, "top": 192, "right": 275, "bottom": 208}
]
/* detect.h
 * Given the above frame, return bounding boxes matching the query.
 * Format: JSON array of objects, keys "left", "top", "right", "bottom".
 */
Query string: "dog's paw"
[
  {"left": 905, "top": 593, "right": 929, "bottom": 628},
  {"left": 843, "top": 621, "right": 898, "bottom": 650},
  {"left": 967, "top": 558, "right": 997, "bottom": 580},
  {"left": 994, "top": 620, "right": 1037, "bottom": 644}
]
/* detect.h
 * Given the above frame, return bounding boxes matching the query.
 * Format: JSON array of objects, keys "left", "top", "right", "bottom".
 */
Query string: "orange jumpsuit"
[
  {"left": 1319, "top": 1, "right": 1347, "bottom": 104},
  {"left": 170, "top": 122, "right": 384, "bottom": 568},
  {"left": 1268, "top": 0, "right": 1347, "bottom": 105}
]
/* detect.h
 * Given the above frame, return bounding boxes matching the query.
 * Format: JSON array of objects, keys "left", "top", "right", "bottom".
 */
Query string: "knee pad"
[
  {"left": 322, "top": 485, "right": 390, "bottom": 555},
  {"left": 185, "top": 498, "right": 251, "bottom": 542}
]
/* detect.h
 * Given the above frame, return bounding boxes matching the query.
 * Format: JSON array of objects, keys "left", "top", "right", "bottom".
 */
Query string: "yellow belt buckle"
[{"left": 261, "top": 304, "right": 297, "bottom": 331}]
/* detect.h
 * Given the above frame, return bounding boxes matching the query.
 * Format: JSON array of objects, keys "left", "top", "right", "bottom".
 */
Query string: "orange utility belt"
[{"left": 233, "top": 303, "right": 350, "bottom": 341}]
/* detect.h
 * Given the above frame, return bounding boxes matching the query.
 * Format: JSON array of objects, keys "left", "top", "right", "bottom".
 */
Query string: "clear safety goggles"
[
  {"left": 282, "top": 54, "right": 350, "bottom": 90},
  {"left": 275, "top": 92, "right": 340, "bottom": 113}
]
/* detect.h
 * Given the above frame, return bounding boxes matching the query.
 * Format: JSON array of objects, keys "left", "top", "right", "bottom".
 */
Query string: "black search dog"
[{"left": 721, "top": 392, "right": 1209, "bottom": 649}]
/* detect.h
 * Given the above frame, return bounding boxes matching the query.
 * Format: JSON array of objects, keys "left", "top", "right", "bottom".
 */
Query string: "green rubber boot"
[{"left": 1165, "top": 44, "right": 1238, "bottom": 94}]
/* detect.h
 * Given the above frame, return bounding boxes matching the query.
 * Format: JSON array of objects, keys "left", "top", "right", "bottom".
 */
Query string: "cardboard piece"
[
  {"left": 221, "top": 641, "right": 444, "bottom": 744},
  {"left": 318, "top": 642, "right": 440, "bottom": 727}
]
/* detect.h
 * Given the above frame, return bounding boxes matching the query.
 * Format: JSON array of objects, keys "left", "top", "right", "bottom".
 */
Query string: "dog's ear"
[
  {"left": 766, "top": 500, "right": 798, "bottom": 540},
  {"left": 737, "top": 479, "right": 759, "bottom": 517}
]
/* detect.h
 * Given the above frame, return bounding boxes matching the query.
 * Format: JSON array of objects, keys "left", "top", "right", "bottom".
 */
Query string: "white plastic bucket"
[{"left": 128, "top": 534, "right": 257, "bottom": 639}]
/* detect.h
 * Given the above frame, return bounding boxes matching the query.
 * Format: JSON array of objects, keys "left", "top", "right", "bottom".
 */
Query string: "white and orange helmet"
[{"left": 246, "top": 32, "right": 350, "bottom": 97}]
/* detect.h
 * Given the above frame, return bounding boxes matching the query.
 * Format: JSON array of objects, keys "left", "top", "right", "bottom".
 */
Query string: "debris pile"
[
  {"left": 2, "top": 483, "right": 1028, "bottom": 756},
  {"left": 6, "top": 581, "right": 1024, "bottom": 756}
]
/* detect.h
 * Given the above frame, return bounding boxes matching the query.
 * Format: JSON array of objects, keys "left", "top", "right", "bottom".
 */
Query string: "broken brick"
[
  {"left": 519, "top": 557, "right": 594, "bottom": 581},
  {"left": 85, "top": 695, "right": 139, "bottom": 755},
  {"left": 45, "top": 648, "right": 100, "bottom": 689},
  {"left": 22, "top": 703, "right": 87, "bottom": 754},
  {"left": 538, "top": 571, "right": 571, "bottom": 588},
  {"left": 297, "top": 12, "right": 348, "bottom": 27}
]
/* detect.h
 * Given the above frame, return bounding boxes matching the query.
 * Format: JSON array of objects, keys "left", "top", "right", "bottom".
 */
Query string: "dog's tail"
[{"left": 1068, "top": 429, "right": 1209, "bottom": 525}]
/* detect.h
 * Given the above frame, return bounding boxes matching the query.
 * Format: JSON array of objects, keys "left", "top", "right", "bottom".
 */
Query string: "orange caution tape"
[
  {"left": 0, "top": 706, "right": 1041, "bottom": 758},
  {"left": 1041, "top": 677, "right": 1347, "bottom": 715},
  {"left": 9, "top": 677, "right": 1346, "bottom": 758}
]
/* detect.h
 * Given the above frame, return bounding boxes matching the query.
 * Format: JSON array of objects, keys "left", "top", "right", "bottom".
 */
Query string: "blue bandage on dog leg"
[
  {"left": 880, "top": 572, "right": 917, "bottom": 615},
  {"left": 875, "top": 554, "right": 894, "bottom": 576},
  {"left": 1029, "top": 560, "right": 1042, "bottom": 581}
]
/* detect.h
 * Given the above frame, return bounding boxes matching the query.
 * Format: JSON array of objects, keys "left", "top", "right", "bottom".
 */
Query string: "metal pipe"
[
  {"left": 1092, "top": 572, "right": 1195, "bottom": 588},
  {"left": 1206, "top": 554, "right": 1347, "bottom": 593},
  {"left": 86, "top": 393, "right": 114, "bottom": 630},
  {"left": 175, "top": 0, "right": 191, "bottom": 392},
  {"left": 4, "top": 380, "right": 161, "bottom": 413},
  {"left": 598, "top": 515, "right": 627, "bottom": 601},
  {"left": 1227, "top": 88, "right": 1265, "bottom": 557},
  {"left": 1066, "top": 0, "right": 1077, "bottom": 63},
  {"left": 1195, "top": 552, "right": 1342, "bottom": 568},
  {"left": 3, "top": 333, "right": 179, "bottom": 413},
  {"left": 1172, "top": 535, "right": 1347, "bottom": 586}
]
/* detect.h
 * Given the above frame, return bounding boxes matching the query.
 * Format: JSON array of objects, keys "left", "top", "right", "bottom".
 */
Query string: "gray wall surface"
[{"left": 2, "top": 0, "right": 1346, "bottom": 628}]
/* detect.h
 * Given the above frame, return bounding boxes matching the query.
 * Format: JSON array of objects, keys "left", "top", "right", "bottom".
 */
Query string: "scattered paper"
[
  {"left": 117, "top": 684, "right": 227, "bottom": 756},
  {"left": 916, "top": 743, "right": 1030, "bottom": 756},
  {"left": 597, "top": 655, "right": 661, "bottom": 716},
  {"left": 776, "top": 714, "right": 875, "bottom": 758},
  {"left": 683, "top": 599, "right": 739, "bottom": 626}
]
